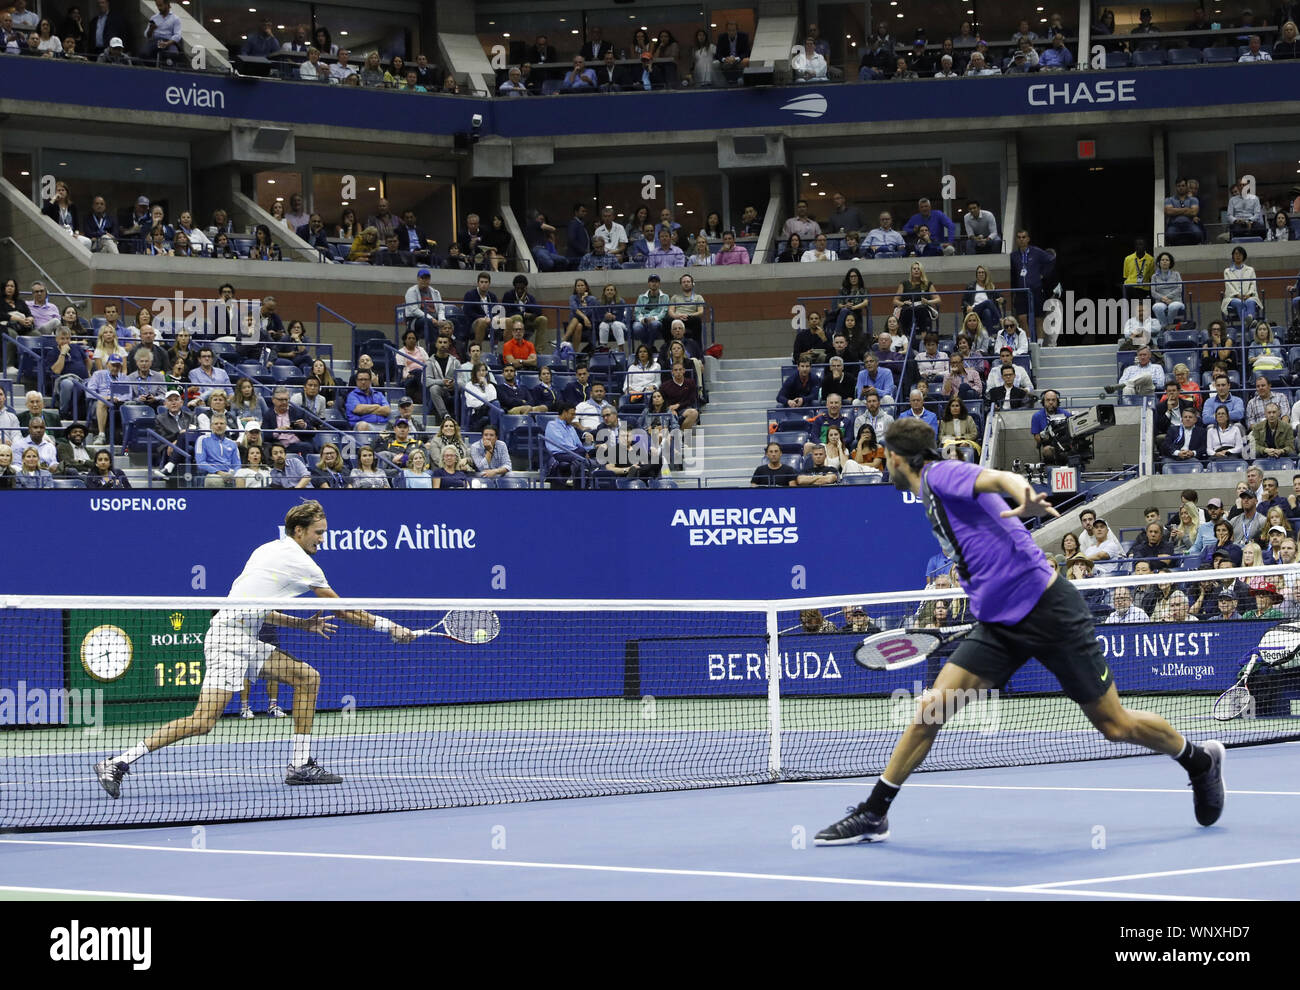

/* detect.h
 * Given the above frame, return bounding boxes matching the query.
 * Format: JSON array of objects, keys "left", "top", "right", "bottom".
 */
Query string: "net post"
[{"left": 766, "top": 605, "right": 781, "bottom": 779}]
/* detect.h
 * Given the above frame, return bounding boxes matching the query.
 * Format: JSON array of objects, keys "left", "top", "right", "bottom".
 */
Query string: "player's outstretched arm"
[
  {"left": 974, "top": 468, "right": 1060, "bottom": 520},
  {"left": 312, "top": 587, "right": 416, "bottom": 643},
  {"left": 267, "top": 610, "right": 338, "bottom": 638}
]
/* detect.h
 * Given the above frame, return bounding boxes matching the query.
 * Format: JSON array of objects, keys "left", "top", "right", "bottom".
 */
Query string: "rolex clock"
[{"left": 79, "top": 625, "right": 133, "bottom": 682}]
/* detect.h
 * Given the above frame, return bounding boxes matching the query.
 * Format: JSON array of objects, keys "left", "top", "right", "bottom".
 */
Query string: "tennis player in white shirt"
[{"left": 96, "top": 500, "right": 414, "bottom": 797}]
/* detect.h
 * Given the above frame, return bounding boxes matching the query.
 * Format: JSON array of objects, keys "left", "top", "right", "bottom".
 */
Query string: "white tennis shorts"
[{"left": 203, "top": 622, "right": 277, "bottom": 694}]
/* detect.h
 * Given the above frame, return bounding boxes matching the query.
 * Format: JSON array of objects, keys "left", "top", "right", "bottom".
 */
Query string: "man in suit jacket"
[
  {"left": 985, "top": 364, "right": 1033, "bottom": 410},
  {"left": 583, "top": 28, "right": 611, "bottom": 62},
  {"left": 88, "top": 0, "right": 129, "bottom": 55},
  {"left": 295, "top": 213, "right": 332, "bottom": 253},
  {"left": 261, "top": 386, "right": 316, "bottom": 455},
  {"left": 595, "top": 50, "right": 622, "bottom": 91},
  {"left": 1250, "top": 402, "right": 1296, "bottom": 458},
  {"left": 395, "top": 210, "right": 435, "bottom": 265},
  {"left": 715, "top": 21, "right": 750, "bottom": 78},
  {"left": 1162, "top": 407, "right": 1208, "bottom": 461},
  {"left": 527, "top": 34, "right": 557, "bottom": 64}
]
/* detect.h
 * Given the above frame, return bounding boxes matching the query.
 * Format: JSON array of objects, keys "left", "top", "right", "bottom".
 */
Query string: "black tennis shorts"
[{"left": 947, "top": 576, "right": 1112, "bottom": 704}]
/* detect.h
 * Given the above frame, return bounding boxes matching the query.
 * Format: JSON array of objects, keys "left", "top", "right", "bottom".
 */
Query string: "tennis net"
[{"left": 2, "top": 571, "right": 1298, "bottom": 830}]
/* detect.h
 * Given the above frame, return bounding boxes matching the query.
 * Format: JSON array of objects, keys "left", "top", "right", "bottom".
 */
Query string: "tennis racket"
[
  {"left": 411, "top": 609, "right": 501, "bottom": 645},
  {"left": 854, "top": 625, "right": 973, "bottom": 671},
  {"left": 1212, "top": 622, "right": 1300, "bottom": 720}
]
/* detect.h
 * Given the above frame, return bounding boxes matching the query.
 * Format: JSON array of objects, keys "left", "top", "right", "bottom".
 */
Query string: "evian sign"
[{"left": 164, "top": 83, "right": 226, "bottom": 110}]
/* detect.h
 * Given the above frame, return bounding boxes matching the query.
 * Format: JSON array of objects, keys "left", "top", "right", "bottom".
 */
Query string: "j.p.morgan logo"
[{"left": 779, "top": 93, "right": 827, "bottom": 118}]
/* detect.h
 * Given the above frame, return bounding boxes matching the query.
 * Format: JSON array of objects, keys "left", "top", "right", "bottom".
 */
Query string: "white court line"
[
  {"left": 1016, "top": 857, "right": 1300, "bottom": 890},
  {"left": 0, "top": 884, "right": 234, "bottom": 901},
  {"left": 0, "top": 839, "right": 1243, "bottom": 901},
  {"left": 800, "top": 781, "right": 1300, "bottom": 796}
]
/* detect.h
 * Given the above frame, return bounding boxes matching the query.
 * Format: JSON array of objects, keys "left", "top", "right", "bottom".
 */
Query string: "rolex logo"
[{"left": 168, "top": 612, "right": 185, "bottom": 631}]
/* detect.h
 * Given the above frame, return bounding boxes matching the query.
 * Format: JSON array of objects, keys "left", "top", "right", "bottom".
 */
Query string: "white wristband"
[{"left": 373, "top": 617, "right": 393, "bottom": 634}]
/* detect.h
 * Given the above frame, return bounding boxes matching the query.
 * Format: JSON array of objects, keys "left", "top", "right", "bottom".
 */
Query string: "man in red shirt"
[
  {"left": 658, "top": 360, "right": 699, "bottom": 430},
  {"left": 502, "top": 318, "right": 538, "bottom": 369}
]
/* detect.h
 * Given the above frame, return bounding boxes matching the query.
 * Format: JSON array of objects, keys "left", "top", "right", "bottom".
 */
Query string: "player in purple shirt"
[{"left": 816, "top": 418, "right": 1226, "bottom": 845}]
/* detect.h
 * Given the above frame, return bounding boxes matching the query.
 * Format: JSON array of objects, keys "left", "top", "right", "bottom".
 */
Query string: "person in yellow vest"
[{"left": 1123, "top": 237, "right": 1155, "bottom": 301}]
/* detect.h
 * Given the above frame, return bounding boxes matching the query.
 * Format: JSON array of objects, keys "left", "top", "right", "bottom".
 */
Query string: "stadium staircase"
[
  {"left": 685, "top": 356, "right": 786, "bottom": 487},
  {"left": 1036, "top": 342, "right": 1120, "bottom": 406}
]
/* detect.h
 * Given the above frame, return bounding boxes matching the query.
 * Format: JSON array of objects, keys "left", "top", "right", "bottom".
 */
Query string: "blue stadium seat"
[
  {"left": 1116, "top": 350, "right": 1137, "bottom": 372},
  {"left": 271, "top": 364, "right": 306, "bottom": 387},
  {"left": 1105, "top": 51, "right": 1132, "bottom": 68},
  {"left": 52, "top": 477, "right": 87, "bottom": 488},
  {"left": 489, "top": 476, "right": 533, "bottom": 489},
  {"left": 616, "top": 478, "right": 648, "bottom": 490},
  {"left": 648, "top": 478, "right": 679, "bottom": 490},
  {"left": 1252, "top": 458, "right": 1296, "bottom": 472},
  {"left": 841, "top": 473, "right": 883, "bottom": 484},
  {"left": 1132, "top": 49, "right": 1167, "bottom": 67},
  {"left": 1160, "top": 460, "right": 1203, "bottom": 474},
  {"left": 119, "top": 404, "right": 156, "bottom": 448},
  {"left": 1167, "top": 47, "right": 1203, "bottom": 65},
  {"left": 1208, "top": 459, "right": 1247, "bottom": 472},
  {"left": 1163, "top": 349, "right": 1200, "bottom": 376},
  {"left": 780, "top": 453, "right": 802, "bottom": 472},
  {"left": 1203, "top": 46, "right": 1239, "bottom": 63},
  {"left": 1160, "top": 329, "right": 1203, "bottom": 348},
  {"left": 771, "top": 430, "right": 809, "bottom": 453}
]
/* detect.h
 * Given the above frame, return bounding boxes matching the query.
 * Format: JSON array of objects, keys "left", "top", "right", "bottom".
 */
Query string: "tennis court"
[{"left": 2, "top": 741, "right": 1296, "bottom": 900}]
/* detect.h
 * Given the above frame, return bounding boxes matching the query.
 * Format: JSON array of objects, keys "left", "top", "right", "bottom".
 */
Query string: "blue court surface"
[{"left": 1, "top": 742, "right": 1296, "bottom": 900}]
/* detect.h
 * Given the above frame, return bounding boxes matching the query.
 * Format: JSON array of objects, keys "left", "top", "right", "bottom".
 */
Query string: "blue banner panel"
[
  {"left": 0, "top": 612, "right": 67, "bottom": 726},
  {"left": 636, "top": 632, "right": 929, "bottom": 698},
  {"left": 0, "top": 488, "right": 932, "bottom": 601},
  {"left": 6, "top": 58, "right": 1300, "bottom": 138}
]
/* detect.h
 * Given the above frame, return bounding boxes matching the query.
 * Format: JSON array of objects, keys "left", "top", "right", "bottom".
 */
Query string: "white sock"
[
  {"left": 118, "top": 742, "right": 149, "bottom": 765},
  {"left": 291, "top": 734, "right": 311, "bottom": 768}
]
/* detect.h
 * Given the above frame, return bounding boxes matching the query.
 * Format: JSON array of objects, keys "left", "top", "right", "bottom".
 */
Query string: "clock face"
[{"left": 80, "top": 625, "right": 133, "bottom": 682}]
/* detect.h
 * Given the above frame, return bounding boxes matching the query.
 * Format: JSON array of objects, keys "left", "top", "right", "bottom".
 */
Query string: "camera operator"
[{"left": 1030, "top": 389, "right": 1072, "bottom": 465}]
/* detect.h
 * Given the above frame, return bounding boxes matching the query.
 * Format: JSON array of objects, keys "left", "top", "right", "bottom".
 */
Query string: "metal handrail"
[{"left": 0, "top": 236, "right": 73, "bottom": 302}]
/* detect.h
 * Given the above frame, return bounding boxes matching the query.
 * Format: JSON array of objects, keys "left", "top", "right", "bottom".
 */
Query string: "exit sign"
[
  {"left": 1077, "top": 140, "right": 1096, "bottom": 159},
  {"left": 1051, "top": 466, "right": 1079, "bottom": 493}
]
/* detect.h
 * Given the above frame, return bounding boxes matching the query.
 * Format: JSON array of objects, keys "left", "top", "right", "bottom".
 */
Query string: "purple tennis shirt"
[{"left": 919, "top": 460, "right": 1054, "bottom": 625}]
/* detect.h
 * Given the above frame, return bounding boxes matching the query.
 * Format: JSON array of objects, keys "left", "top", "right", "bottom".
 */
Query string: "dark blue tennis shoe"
[
  {"left": 815, "top": 804, "right": 890, "bottom": 845},
  {"left": 1189, "top": 740, "right": 1226, "bottom": 826},
  {"left": 285, "top": 758, "right": 342, "bottom": 785},
  {"left": 94, "top": 759, "right": 128, "bottom": 799}
]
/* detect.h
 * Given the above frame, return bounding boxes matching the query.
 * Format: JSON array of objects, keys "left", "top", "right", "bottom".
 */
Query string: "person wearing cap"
[
  {"left": 1262, "top": 523, "right": 1290, "bottom": 565},
  {"left": 1081, "top": 518, "right": 1124, "bottom": 575},
  {"left": 403, "top": 268, "right": 453, "bottom": 346},
  {"left": 55, "top": 422, "right": 94, "bottom": 475},
  {"left": 195, "top": 415, "right": 240, "bottom": 487},
  {"left": 632, "top": 275, "right": 670, "bottom": 351},
  {"left": 84, "top": 352, "right": 131, "bottom": 445},
  {"left": 502, "top": 276, "right": 548, "bottom": 343},
  {"left": 235, "top": 419, "right": 266, "bottom": 464},
  {"left": 153, "top": 389, "right": 194, "bottom": 473},
  {"left": 1207, "top": 589, "right": 1242, "bottom": 622},
  {"left": 1243, "top": 584, "right": 1285, "bottom": 619},
  {"left": 1231, "top": 491, "right": 1266, "bottom": 545}
]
